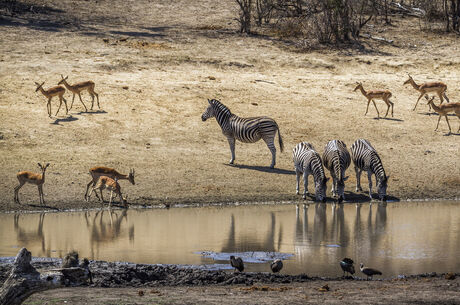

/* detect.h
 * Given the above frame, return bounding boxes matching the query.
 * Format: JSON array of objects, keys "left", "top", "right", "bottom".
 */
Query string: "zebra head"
[
  {"left": 315, "top": 177, "right": 329, "bottom": 203},
  {"left": 336, "top": 176, "right": 349, "bottom": 203},
  {"left": 377, "top": 175, "right": 389, "bottom": 201},
  {"left": 201, "top": 99, "right": 217, "bottom": 121}
]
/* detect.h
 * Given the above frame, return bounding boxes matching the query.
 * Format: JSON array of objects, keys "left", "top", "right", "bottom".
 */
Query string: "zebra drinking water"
[
  {"left": 322, "top": 140, "right": 351, "bottom": 203},
  {"left": 292, "top": 142, "right": 329, "bottom": 202},
  {"left": 350, "top": 139, "right": 388, "bottom": 201},
  {"left": 201, "top": 99, "right": 284, "bottom": 168}
]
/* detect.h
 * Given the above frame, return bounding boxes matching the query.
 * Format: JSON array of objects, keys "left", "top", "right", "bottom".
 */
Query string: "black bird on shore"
[
  {"left": 270, "top": 259, "right": 283, "bottom": 273},
  {"left": 230, "top": 255, "right": 244, "bottom": 272},
  {"left": 339, "top": 258, "right": 355, "bottom": 277},
  {"left": 360, "top": 263, "right": 382, "bottom": 280}
]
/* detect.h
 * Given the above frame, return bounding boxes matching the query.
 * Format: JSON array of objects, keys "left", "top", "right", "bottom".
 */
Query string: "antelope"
[
  {"left": 354, "top": 82, "right": 394, "bottom": 118},
  {"left": 87, "top": 176, "right": 128, "bottom": 207},
  {"left": 58, "top": 75, "right": 100, "bottom": 111},
  {"left": 403, "top": 74, "right": 449, "bottom": 111},
  {"left": 14, "top": 163, "right": 50, "bottom": 205},
  {"left": 426, "top": 96, "right": 460, "bottom": 134},
  {"left": 84, "top": 166, "right": 135, "bottom": 201},
  {"left": 35, "top": 82, "right": 68, "bottom": 117}
]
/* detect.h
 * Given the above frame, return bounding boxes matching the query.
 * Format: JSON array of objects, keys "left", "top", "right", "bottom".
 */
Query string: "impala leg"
[
  {"left": 390, "top": 100, "right": 394, "bottom": 117},
  {"left": 85, "top": 180, "right": 94, "bottom": 201},
  {"left": 78, "top": 93, "right": 88, "bottom": 112},
  {"left": 445, "top": 116, "right": 452, "bottom": 134},
  {"left": 435, "top": 115, "right": 442, "bottom": 131},
  {"left": 372, "top": 100, "right": 380, "bottom": 118},
  {"left": 87, "top": 187, "right": 94, "bottom": 202},
  {"left": 443, "top": 92, "right": 450, "bottom": 103},
  {"left": 438, "top": 91, "right": 444, "bottom": 104},
  {"left": 384, "top": 101, "right": 390, "bottom": 118},
  {"left": 70, "top": 94, "right": 76, "bottom": 110},
  {"left": 227, "top": 137, "right": 236, "bottom": 164},
  {"left": 365, "top": 99, "right": 371, "bottom": 116},
  {"left": 89, "top": 93, "right": 95, "bottom": 110},
  {"left": 413, "top": 93, "right": 424, "bottom": 111},
  {"left": 38, "top": 184, "right": 44, "bottom": 205},
  {"left": 14, "top": 181, "right": 25, "bottom": 204},
  {"left": 263, "top": 136, "right": 276, "bottom": 169},
  {"left": 99, "top": 189, "right": 105, "bottom": 203},
  {"left": 109, "top": 190, "right": 113, "bottom": 208},
  {"left": 47, "top": 98, "right": 52, "bottom": 117},
  {"left": 367, "top": 171, "right": 373, "bottom": 200},
  {"left": 55, "top": 97, "right": 63, "bottom": 116},
  {"left": 94, "top": 91, "right": 100, "bottom": 109},
  {"left": 62, "top": 97, "right": 69, "bottom": 114}
]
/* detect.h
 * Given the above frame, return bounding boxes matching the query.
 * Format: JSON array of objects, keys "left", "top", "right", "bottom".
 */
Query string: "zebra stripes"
[
  {"left": 322, "top": 140, "right": 351, "bottom": 203},
  {"left": 293, "top": 142, "right": 328, "bottom": 202},
  {"left": 201, "top": 99, "right": 284, "bottom": 168},
  {"left": 351, "top": 139, "right": 388, "bottom": 201}
]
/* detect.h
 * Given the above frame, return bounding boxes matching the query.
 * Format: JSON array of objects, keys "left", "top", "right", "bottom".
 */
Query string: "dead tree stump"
[{"left": 0, "top": 248, "right": 90, "bottom": 305}]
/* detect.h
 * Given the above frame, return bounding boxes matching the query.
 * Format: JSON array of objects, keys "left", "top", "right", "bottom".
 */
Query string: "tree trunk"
[
  {"left": 0, "top": 248, "right": 90, "bottom": 305},
  {"left": 445, "top": 0, "right": 450, "bottom": 31}
]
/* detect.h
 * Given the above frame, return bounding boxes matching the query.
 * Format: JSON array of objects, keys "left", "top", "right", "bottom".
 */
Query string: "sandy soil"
[
  {"left": 0, "top": 0, "right": 459, "bottom": 214},
  {"left": 24, "top": 278, "right": 460, "bottom": 305}
]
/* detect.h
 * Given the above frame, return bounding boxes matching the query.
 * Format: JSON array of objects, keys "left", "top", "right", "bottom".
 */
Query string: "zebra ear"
[{"left": 208, "top": 99, "right": 212, "bottom": 104}]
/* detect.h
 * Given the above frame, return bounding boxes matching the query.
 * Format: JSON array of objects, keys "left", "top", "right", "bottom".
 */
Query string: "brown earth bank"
[
  {"left": 1, "top": 260, "right": 459, "bottom": 305},
  {"left": 1, "top": 0, "right": 460, "bottom": 214}
]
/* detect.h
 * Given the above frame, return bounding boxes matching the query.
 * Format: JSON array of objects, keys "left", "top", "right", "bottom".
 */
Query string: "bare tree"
[{"left": 235, "top": 0, "right": 253, "bottom": 33}]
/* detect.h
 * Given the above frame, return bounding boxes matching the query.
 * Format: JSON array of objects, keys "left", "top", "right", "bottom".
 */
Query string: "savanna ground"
[
  {"left": 0, "top": 1, "right": 460, "bottom": 303},
  {"left": 0, "top": 0, "right": 460, "bottom": 212}
]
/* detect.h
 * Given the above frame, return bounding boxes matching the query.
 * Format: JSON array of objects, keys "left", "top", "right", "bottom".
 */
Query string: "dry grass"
[{"left": 0, "top": 0, "right": 459, "bottom": 211}]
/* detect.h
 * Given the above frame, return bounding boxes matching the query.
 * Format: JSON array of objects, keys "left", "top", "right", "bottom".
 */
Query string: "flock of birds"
[{"left": 230, "top": 255, "right": 382, "bottom": 280}]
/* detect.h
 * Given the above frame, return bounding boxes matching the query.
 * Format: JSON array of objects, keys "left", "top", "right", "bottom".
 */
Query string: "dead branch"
[{"left": 0, "top": 248, "right": 90, "bottom": 305}]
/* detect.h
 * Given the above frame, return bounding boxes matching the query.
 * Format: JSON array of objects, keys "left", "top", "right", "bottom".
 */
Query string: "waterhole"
[{"left": 0, "top": 201, "right": 458, "bottom": 277}]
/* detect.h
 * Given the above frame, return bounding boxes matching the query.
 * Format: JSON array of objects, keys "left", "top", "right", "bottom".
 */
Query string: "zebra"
[
  {"left": 322, "top": 140, "right": 351, "bottom": 203},
  {"left": 293, "top": 142, "right": 329, "bottom": 202},
  {"left": 201, "top": 99, "right": 284, "bottom": 168},
  {"left": 350, "top": 139, "right": 388, "bottom": 201}
]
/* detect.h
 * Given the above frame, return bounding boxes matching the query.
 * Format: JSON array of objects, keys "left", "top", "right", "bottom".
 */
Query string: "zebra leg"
[
  {"left": 331, "top": 176, "right": 337, "bottom": 197},
  {"left": 303, "top": 172, "right": 309, "bottom": 200},
  {"left": 296, "top": 169, "right": 301, "bottom": 195},
  {"left": 367, "top": 171, "right": 373, "bottom": 200},
  {"left": 262, "top": 136, "right": 276, "bottom": 168},
  {"left": 354, "top": 166, "right": 362, "bottom": 192},
  {"left": 227, "top": 137, "right": 236, "bottom": 164}
]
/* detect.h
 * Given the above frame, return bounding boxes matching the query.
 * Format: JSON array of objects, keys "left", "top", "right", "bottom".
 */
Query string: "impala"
[
  {"left": 35, "top": 81, "right": 68, "bottom": 117},
  {"left": 58, "top": 75, "right": 100, "bottom": 111},
  {"left": 354, "top": 82, "right": 394, "bottom": 118},
  {"left": 403, "top": 74, "right": 449, "bottom": 111},
  {"left": 87, "top": 176, "right": 127, "bottom": 207},
  {"left": 14, "top": 163, "right": 50, "bottom": 205},
  {"left": 426, "top": 96, "right": 460, "bottom": 134},
  {"left": 84, "top": 166, "right": 135, "bottom": 201}
]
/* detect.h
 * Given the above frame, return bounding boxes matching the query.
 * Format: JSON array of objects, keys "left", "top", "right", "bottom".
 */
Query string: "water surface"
[{"left": 0, "top": 201, "right": 459, "bottom": 277}]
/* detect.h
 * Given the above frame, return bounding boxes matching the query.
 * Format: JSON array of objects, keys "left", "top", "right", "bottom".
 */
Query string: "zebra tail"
[{"left": 278, "top": 127, "right": 284, "bottom": 153}]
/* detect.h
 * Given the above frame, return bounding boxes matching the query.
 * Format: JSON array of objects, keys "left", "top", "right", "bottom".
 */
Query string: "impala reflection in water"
[{"left": 0, "top": 201, "right": 458, "bottom": 277}]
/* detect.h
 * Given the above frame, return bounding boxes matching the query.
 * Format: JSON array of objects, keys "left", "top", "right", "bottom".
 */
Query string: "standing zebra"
[
  {"left": 323, "top": 140, "right": 351, "bottom": 203},
  {"left": 201, "top": 99, "right": 284, "bottom": 168},
  {"left": 350, "top": 139, "right": 388, "bottom": 201},
  {"left": 293, "top": 142, "right": 329, "bottom": 202}
]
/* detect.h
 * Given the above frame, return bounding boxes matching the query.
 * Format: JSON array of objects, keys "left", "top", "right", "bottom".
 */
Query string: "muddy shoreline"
[{"left": 0, "top": 258, "right": 458, "bottom": 288}]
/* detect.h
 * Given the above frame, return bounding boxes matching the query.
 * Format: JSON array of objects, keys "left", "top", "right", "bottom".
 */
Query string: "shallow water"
[{"left": 0, "top": 201, "right": 459, "bottom": 277}]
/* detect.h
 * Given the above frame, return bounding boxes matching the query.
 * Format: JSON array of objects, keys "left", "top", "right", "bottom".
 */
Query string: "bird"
[
  {"left": 339, "top": 258, "right": 355, "bottom": 277},
  {"left": 270, "top": 259, "right": 283, "bottom": 273},
  {"left": 360, "top": 263, "right": 382, "bottom": 280},
  {"left": 230, "top": 255, "right": 244, "bottom": 272}
]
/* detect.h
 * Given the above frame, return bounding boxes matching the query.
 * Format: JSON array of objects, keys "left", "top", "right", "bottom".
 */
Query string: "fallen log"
[{"left": 0, "top": 248, "right": 90, "bottom": 305}]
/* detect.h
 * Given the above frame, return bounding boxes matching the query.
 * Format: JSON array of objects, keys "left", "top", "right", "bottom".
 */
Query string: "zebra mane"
[{"left": 209, "top": 99, "right": 232, "bottom": 116}]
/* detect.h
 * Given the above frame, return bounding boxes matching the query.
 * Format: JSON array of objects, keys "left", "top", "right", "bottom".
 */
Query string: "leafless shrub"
[{"left": 235, "top": 0, "right": 253, "bottom": 33}]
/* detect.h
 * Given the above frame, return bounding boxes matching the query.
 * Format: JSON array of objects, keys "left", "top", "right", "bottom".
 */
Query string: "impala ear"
[
  {"left": 45, "top": 163, "right": 50, "bottom": 168},
  {"left": 37, "top": 163, "right": 42, "bottom": 168},
  {"left": 60, "top": 74, "right": 64, "bottom": 79}
]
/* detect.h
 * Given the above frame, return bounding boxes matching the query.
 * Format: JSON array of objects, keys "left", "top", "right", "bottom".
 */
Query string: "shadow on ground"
[{"left": 224, "top": 163, "right": 295, "bottom": 175}]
